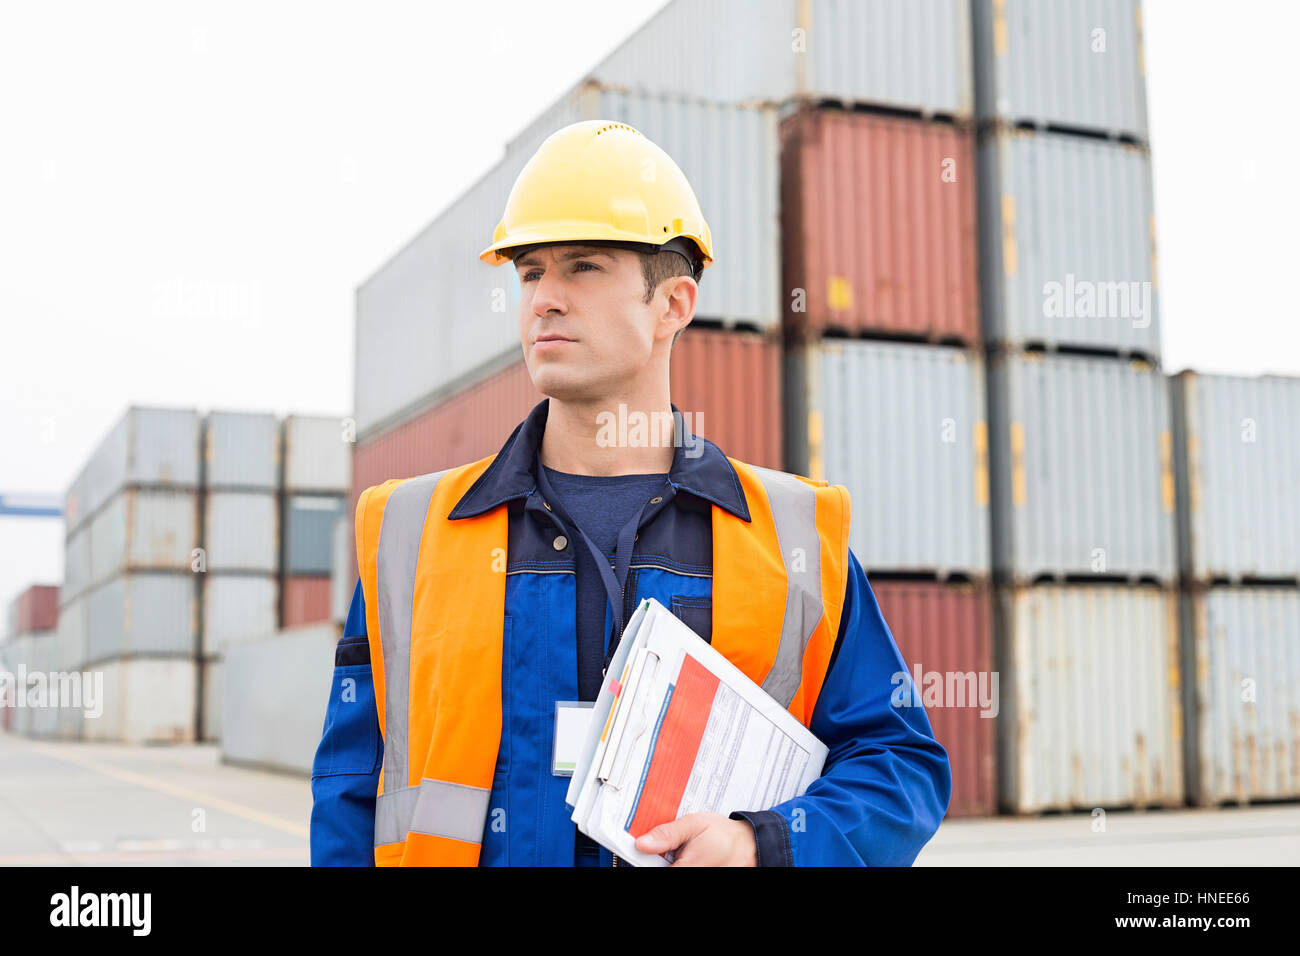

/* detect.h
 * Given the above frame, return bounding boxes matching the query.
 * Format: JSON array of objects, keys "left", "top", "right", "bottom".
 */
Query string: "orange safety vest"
[{"left": 355, "top": 453, "right": 850, "bottom": 866}]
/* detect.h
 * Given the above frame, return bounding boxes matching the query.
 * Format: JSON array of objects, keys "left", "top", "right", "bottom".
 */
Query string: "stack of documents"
[{"left": 565, "top": 597, "right": 828, "bottom": 866}]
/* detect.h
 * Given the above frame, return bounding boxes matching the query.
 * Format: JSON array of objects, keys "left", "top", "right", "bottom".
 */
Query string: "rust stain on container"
[
  {"left": 780, "top": 107, "right": 979, "bottom": 345},
  {"left": 871, "top": 581, "right": 996, "bottom": 818}
]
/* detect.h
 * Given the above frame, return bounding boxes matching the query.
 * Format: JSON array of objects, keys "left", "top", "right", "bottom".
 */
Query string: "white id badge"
[{"left": 553, "top": 701, "right": 596, "bottom": 776}]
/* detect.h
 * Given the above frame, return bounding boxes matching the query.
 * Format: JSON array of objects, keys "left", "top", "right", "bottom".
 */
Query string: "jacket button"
[
  {"left": 650, "top": 496, "right": 662, "bottom": 504},
  {"left": 543, "top": 500, "right": 552, "bottom": 511},
  {"left": 553, "top": 535, "right": 568, "bottom": 551}
]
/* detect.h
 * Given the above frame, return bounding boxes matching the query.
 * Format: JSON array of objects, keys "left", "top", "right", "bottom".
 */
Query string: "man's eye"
[
  {"left": 521, "top": 269, "right": 540, "bottom": 282},
  {"left": 574, "top": 261, "right": 597, "bottom": 272}
]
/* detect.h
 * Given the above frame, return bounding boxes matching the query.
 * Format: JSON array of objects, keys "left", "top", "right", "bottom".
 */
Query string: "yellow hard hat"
[{"left": 479, "top": 120, "right": 713, "bottom": 276}]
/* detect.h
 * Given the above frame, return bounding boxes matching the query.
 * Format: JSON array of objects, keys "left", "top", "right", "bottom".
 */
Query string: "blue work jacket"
[{"left": 310, "top": 399, "right": 952, "bottom": 866}]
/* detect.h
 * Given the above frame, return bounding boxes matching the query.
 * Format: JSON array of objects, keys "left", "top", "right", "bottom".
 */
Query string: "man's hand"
[{"left": 633, "top": 812, "right": 758, "bottom": 866}]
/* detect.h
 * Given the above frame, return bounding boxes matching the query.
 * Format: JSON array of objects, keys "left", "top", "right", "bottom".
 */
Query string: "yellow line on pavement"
[{"left": 20, "top": 739, "right": 309, "bottom": 838}]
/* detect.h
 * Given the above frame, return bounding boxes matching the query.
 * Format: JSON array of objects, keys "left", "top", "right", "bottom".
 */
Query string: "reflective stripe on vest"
[{"left": 357, "top": 454, "right": 849, "bottom": 866}]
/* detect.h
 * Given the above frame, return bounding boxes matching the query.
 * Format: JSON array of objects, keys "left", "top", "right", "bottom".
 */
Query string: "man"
[{"left": 311, "top": 120, "right": 951, "bottom": 867}]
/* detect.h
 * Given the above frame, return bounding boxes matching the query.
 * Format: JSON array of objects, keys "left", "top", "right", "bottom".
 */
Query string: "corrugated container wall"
[
  {"left": 283, "top": 415, "right": 350, "bottom": 493},
  {"left": 977, "top": 131, "right": 1159, "bottom": 357},
  {"left": 972, "top": 0, "right": 1148, "bottom": 140},
  {"left": 221, "top": 624, "right": 338, "bottom": 773},
  {"left": 1182, "top": 586, "right": 1300, "bottom": 806},
  {"left": 997, "top": 585, "right": 1183, "bottom": 812},
  {"left": 283, "top": 495, "right": 345, "bottom": 576},
  {"left": 283, "top": 577, "right": 333, "bottom": 629},
  {"left": 84, "top": 573, "right": 196, "bottom": 666},
  {"left": 203, "top": 411, "right": 280, "bottom": 490},
  {"left": 1170, "top": 372, "right": 1300, "bottom": 583},
  {"left": 84, "top": 657, "right": 197, "bottom": 745},
  {"left": 988, "top": 353, "right": 1176, "bottom": 582},
  {"left": 872, "top": 581, "right": 996, "bottom": 817},
  {"left": 787, "top": 341, "right": 989, "bottom": 578},
  {"left": 352, "top": 327, "right": 785, "bottom": 515},
  {"left": 64, "top": 408, "right": 200, "bottom": 533},
  {"left": 331, "top": 517, "right": 353, "bottom": 625},
  {"left": 201, "top": 575, "right": 278, "bottom": 657},
  {"left": 355, "top": 96, "right": 779, "bottom": 438},
  {"left": 547, "top": 0, "right": 972, "bottom": 117},
  {"left": 88, "top": 489, "right": 199, "bottom": 585},
  {"left": 780, "top": 109, "right": 979, "bottom": 344},
  {"left": 11, "top": 585, "right": 59, "bottom": 635},
  {"left": 202, "top": 492, "right": 278, "bottom": 573},
  {"left": 64, "top": 526, "right": 91, "bottom": 602}
]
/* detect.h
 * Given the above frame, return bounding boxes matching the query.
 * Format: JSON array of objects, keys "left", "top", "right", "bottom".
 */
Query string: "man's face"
[{"left": 513, "top": 243, "right": 688, "bottom": 402}]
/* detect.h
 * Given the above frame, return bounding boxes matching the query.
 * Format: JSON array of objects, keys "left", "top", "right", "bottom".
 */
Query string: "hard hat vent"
[{"left": 595, "top": 123, "right": 642, "bottom": 137}]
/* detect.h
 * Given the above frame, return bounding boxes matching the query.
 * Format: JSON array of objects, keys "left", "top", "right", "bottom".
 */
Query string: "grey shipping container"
[
  {"left": 997, "top": 584, "right": 1183, "bottom": 813},
  {"left": 972, "top": 0, "right": 1149, "bottom": 140},
  {"left": 988, "top": 352, "right": 1176, "bottom": 582},
  {"left": 330, "top": 516, "right": 352, "bottom": 625},
  {"left": 201, "top": 574, "right": 278, "bottom": 657},
  {"left": 1170, "top": 372, "right": 1300, "bottom": 583},
  {"left": 1182, "top": 586, "right": 1300, "bottom": 806},
  {"left": 203, "top": 410, "right": 280, "bottom": 491},
  {"left": 200, "top": 657, "right": 221, "bottom": 742},
  {"left": 64, "top": 407, "right": 200, "bottom": 532},
  {"left": 786, "top": 340, "right": 990, "bottom": 578},
  {"left": 52, "top": 595, "right": 87, "bottom": 673},
  {"left": 355, "top": 96, "right": 779, "bottom": 439},
  {"left": 85, "top": 573, "right": 197, "bottom": 666},
  {"left": 549, "top": 0, "right": 972, "bottom": 117},
  {"left": 82, "top": 657, "right": 197, "bottom": 744},
  {"left": 977, "top": 130, "right": 1159, "bottom": 357},
  {"left": 283, "top": 415, "right": 351, "bottom": 493},
  {"left": 89, "top": 488, "right": 199, "bottom": 586},
  {"left": 202, "top": 492, "right": 278, "bottom": 573},
  {"left": 221, "top": 623, "right": 339, "bottom": 773},
  {"left": 63, "top": 524, "right": 92, "bottom": 603},
  {"left": 283, "top": 495, "right": 345, "bottom": 575}
]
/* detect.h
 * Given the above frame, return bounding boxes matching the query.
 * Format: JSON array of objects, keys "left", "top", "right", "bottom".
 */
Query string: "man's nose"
[{"left": 530, "top": 265, "right": 568, "bottom": 317}]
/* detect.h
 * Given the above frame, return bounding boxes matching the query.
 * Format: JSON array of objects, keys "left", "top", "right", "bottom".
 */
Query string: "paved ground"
[{"left": 4, "top": 731, "right": 1298, "bottom": 866}]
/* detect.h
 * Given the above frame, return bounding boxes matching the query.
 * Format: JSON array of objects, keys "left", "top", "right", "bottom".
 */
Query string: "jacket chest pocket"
[{"left": 670, "top": 595, "right": 712, "bottom": 644}]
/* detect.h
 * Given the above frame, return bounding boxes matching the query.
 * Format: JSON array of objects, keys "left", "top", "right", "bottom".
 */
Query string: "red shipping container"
[
  {"left": 871, "top": 580, "right": 996, "bottom": 818},
  {"left": 282, "top": 576, "right": 332, "bottom": 628},
  {"left": 352, "top": 326, "right": 784, "bottom": 510},
  {"left": 15, "top": 584, "right": 59, "bottom": 634},
  {"left": 781, "top": 108, "right": 979, "bottom": 345}
]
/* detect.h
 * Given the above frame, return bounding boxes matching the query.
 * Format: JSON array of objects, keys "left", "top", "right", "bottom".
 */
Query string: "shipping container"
[
  {"left": 64, "top": 407, "right": 200, "bottom": 532},
  {"left": 88, "top": 488, "right": 199, "bottom": 585},
  {"left": 203, "top": 410, "right": 279, "bottom": 491},
  {"left": 330, "top": 517, "right": 353, "bottom": 625},
  {"left": 356, "top": 96, "right": 779, "bottom": 439},
  {"left": 200, "top": 656, "right": 221, "bottom": 742},
  {"left": 1170, "top": 372, "right": 1300, "bottom": 583},
  {"left": 201, "top": 575, "right": 278, "bottom": 657},
  {"left": 988, "top": 352, "right": 1176, "bottom": 582},
  {"left": 787, "top": 341, "right": 990, "bottom": 577},
  {"left": 282, "top": 576, "right": 332, "bottom": 628},
  {"left": 52, "top": 595, "right": 87, "bottom": 673},
  {"left": 977, "top": 130, "right": 1159, "bottom": 356},
  {"left": 84, "top": 573, "right": 196, "bottom": 666},
  {"left": 997, "top": 584, "right": 1182, "bottom": 812},
  {"left": 4, "top": 636, "right": 35, "bottom": 735},
  {"left": 221, "top": 623, "right": 339, "bottom": 773},
  {"left": 10, "top": 584, "right": 58, "bottom": 636},
  {"left": 63, "top": 524, "right": 92, "bottom": 603},
  {"left": 972, "top": 0, "right": 1148, "bottom": 140},
  {"left": 780, "top": 108, "right": 979, "bottom": 344},
  {"left": 283, "top": 495, "right": 345, "bottom": 575},
  {"left": 82, "top": 657, "right": 197, "bottom": 744},
  {"left": 28, "top": 633, "right": 59, "bottom": 739},
  {"left": 1182, "top": 586, "right": 1300, "bottom": 806},
  {"left": 528, "top": 0, "right": 972, "bottom": 117},
  {"left": 872, "top": 581, "right": 996, "bottom": 817},
  {"left": 202, "top": 492, "right": 278, "bottom": 573},
  {"left": 283, "top": 415, "right": 351, "bottom": 493},
  {"left": 504, "top": 85, "right": 781, "bottom": 334}
]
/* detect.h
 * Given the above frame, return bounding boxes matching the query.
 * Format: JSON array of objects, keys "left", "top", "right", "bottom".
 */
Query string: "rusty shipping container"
[
  {"left": 872, "top": 581, "right": 996, "bottom": 817},
  {"left": 1182, "top": 586, "right": 1300, "bottom": 806},
  {"left": 9, "top": 584, "right": 58, "bottom": 636},
  {"left": 283, "top": 576, "right": 333, "bottom": 629},
  {"left": 83, "top": 657, "right": 198, "bottom": 745},
  {"left": 997, "top": 584, "right": 1183, "bottom": 813},
  {"left": 1170, "top": 372, "right": 1300, "bottom": 584},
  {"left": 352, "top": 326, "right": 784, "bottom": 506},
  {"left": 780, "top": 109, "right": 979, "bottom": 344}
]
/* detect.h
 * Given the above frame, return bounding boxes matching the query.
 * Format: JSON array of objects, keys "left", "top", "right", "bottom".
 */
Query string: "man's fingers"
[{"left": 634, "top": 813, "right": 706, "bottom": 852}]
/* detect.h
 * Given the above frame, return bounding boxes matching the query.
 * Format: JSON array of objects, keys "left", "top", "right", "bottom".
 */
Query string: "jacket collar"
[{"left": 447, "top": 397, "right": 751, "bottom": 522}]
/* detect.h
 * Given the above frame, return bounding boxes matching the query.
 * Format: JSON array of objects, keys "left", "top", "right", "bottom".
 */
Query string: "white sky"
[{"left": 0, "top": 0, "right": 1296, "bottom": 615}]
